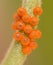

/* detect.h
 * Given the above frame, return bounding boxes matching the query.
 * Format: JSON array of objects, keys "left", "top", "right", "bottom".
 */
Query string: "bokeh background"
[{"left": 0, "top": 0, "right": 53, "bottom": 65}]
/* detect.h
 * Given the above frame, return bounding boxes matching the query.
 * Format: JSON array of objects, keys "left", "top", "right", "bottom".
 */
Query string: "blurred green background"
[{"left": 0, "top": 0, "right": 53, "bottom": 65}]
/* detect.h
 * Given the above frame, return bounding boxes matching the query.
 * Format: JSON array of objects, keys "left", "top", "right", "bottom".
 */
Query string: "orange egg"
[
  {"left": 14, "top": 13, "right": 20, "bottom": 21},
  {"left": 16, "top": 21, "right": 25, "bottom": 30},
  {"left": 12, "top": 22, "right": 17, "bottom": 30},
  {"left": 35, "top": 30, "right": 42, "bottom": 38},
  {"left": 14, "top": 32, "right": 22, "bottom": 41},
  {"left": 29, "top": 41, "right": 38, "bottom": 50},
  {"left": 22, "top": 14, "right": 31, "bottom": 23},
  {"left": 22, "top": 46, "right": 32, "bottom": 55},
  {"left": 23, "top": 24, "right": 33, "bottom": 34},
  {"left": 20, "top": 36, "right": 30, "bottom": 46},
  {"left": 33, "top": 6, "right": 43, "bottom": 15},
  {"left": 30, "top": 16, "right": 40, "bottom": 26},
  {"left": 29, "top": 30, "right": 37, "bottom": 39},
  {"left": 17, "top": 7, "right": 27, "bottom": 17}
]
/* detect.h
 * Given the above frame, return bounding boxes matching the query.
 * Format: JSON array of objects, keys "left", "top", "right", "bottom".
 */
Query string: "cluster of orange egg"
[{"left": 12, "top": 6, "right": 43, "bottom": 55}]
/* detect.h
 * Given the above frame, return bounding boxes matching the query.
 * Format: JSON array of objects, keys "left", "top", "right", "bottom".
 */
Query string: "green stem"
[
  {"left": 2, "top": 40, "right": 27, "bottom": 65},
  {"left": 1, "top": 0, "right": 42, "bottom": 65}
]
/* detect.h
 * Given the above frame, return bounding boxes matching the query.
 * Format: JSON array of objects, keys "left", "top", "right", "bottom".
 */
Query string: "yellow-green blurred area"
[{"left": 0, "top": 0, "right": 53, "bottom": 65}]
